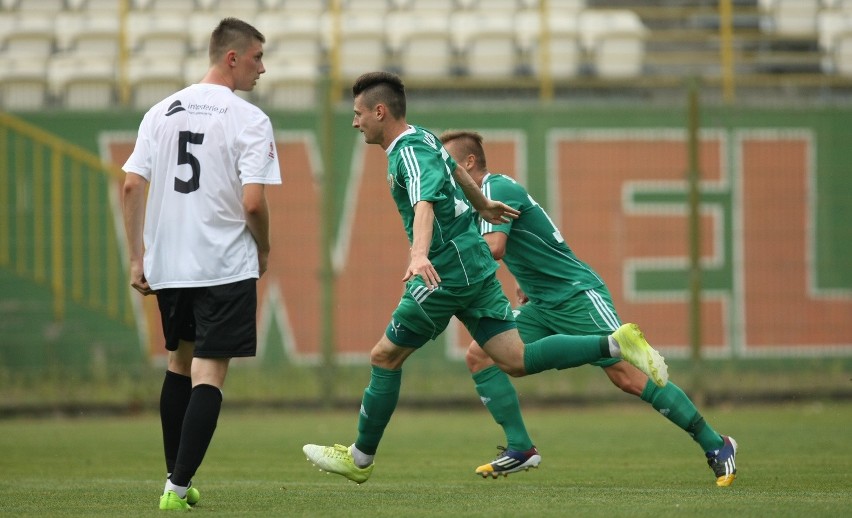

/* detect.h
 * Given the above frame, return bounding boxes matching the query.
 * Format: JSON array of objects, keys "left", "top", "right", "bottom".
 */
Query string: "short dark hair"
[
  {"left": 352, "top": 71, "right": 406, "bottom": 119},
  {"left": 439, "top": 130, "right": 487, "bottom": 170},
  {"left": 209, "top": 17, "right": 265, "bottom": 62}
]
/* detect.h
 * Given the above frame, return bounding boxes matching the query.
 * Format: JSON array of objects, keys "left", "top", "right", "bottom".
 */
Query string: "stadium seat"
[
  {"left": 0, "top": 55, "right": 49, "bottom": 110},
  {"left": 396, "top": 0, "right": 456, "bottom": 14},
  {"left": 132, "top": 0, "right": 196, "bottom": 12},
  {"left": 188, "top": 12, "right": 223, "bottom": 55},
  {"left": 256, "top": 56, "right": 319, "bottom": 109},
  {"left": 183, "top": 52, "right": 210, "bottom": 86},
  {"left": 458, "top": 0, "right": 517, "bottom": 11},
  {"left": 0, "top": 12, "right": 55, "bottom": 58},
  {"left": 54, "top": 11, "right": 121, "bottom": 59},
  {"left": 270, "top": 0, "right": 327, "bottom": 14},
  {"left": 758, "top": 0, "right": 820, "bottom": 37},
  {"left": 516, "top": 7, "right": 582, "bottom": 79},
  {"left": 820, "top": 9, "right": 852, "bottom": 76},
  {"left": 833, "top": 33, "right": 852, "bottom": 75},
  {"left": 322, "top": 10, "right": 388, "bottom": 80},
  {"left": 7, "top": 0, "right": 65, "bottom": 12},
  {"left": 518, "top": 0, "right": 586, "bottom": 9},
  {"left": 386, "top": 9, "right": 453, "bottom": 78},
  {"left": 453, "top": 9, "right": 519, "bottom": 78},
  {"left": 47, "top": 54, "right": 117, "bottom": 109},
  {"left": 66, "top": 0, "right": 122, "bottom": 12},
  {"left": 341, "top": 0, "right": 388, "bottom": 12},
  {"left": 253, "top": 10, "right": 324, "bottom": 73},
  {"left": 211, "top": 0, "right": 261, "bottom": 16},
  {"left": 127, "top": 54, "right": 186, "bottom": 110},
  {"left": 818, "top": 10, "right": 849, "bottom": 73},
  {"left": 578, "top": 9, "right": 647, "bottom": 78},
  {"left": 126, "top": 11, "right": 190, "bottom": 57}
]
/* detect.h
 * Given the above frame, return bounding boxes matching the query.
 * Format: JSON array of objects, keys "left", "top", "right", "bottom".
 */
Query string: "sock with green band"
[
  {"left": 355, "top": 365, "right": 402, "bottom": 456},
  {"left": 639, "top": 379, "right": 724, "bottom": 452},
  {"left": 472, "top": 365, "right": 534, "bottom": 451},
  {"left": 523, "top": 335, "right": 609, "bottom": 375}
]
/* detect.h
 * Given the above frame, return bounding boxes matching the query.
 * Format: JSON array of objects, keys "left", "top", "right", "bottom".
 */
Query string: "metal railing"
[{"left": 0, "top": 111, "right": 131, "bottom": 326}]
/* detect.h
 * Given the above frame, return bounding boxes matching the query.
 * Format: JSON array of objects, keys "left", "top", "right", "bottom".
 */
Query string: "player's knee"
[
  {"left": 465, "top": 342, "right": 494, "bottom": 373},
  {"left": 606, "top": 364, "right": 645, "bottom": 396},
  {"left": 494, "top": 360, "right": 526, "bottom": 378}
]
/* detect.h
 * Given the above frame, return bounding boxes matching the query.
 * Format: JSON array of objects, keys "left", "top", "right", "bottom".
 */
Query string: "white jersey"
[{"left": 123, "top": 83, "right": 282, "bottom": 289}]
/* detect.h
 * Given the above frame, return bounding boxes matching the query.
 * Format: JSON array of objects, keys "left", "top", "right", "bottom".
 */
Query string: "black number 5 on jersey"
[{"left": 174, "top": 131, "right": 205, "bottom": 194}]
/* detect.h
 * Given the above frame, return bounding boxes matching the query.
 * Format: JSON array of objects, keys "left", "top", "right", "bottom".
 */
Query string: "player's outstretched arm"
[{"left": 451, "top": 165, "right": 519, "bottom": 224}]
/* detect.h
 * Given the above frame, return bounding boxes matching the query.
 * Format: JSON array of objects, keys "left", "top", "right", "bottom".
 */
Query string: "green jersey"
[
  {"left": 386, "top": 125, "right": 497, "bottom": 287},
  {"left": 480, "top": 173, "right": 604, "bottom": 307}
]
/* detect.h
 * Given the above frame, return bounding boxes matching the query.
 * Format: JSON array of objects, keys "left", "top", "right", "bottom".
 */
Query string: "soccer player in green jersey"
[
  {"left": 302, "top": 71, "right": 670, "bottom": 485},
  {"left": 440, "top": 130, "right": 738, "bottom": 487}
]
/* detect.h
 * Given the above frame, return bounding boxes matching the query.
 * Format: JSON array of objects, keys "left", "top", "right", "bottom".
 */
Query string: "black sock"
[
  {"left": 160, "top": 370, "right": 192, "bottom": 474},
  {"left": 170, "top": 384, "right": 223, "bottom": 487}
]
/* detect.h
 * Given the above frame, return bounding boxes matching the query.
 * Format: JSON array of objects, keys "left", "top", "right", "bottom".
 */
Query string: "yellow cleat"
[
  {"left": 303, "top": 443, "right": 374, "bottom": 484},
  {"left": 612, "top": 323, "right": 669, "bottom": 387}
]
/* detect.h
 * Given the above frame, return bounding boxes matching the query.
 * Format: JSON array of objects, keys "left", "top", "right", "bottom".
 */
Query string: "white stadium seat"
[
  {"left": 47, "top": 54, "right": 117, "bottom": 109},
  {"left": 0, "top": 12, "right": 55, "bottom": 58},
  {"left": 126, "top": 54, "right": 186, "bottom": 110},
  {"left": 253, "top": 9, "right": 324, "bottom": 72},
  {"left": 126, "top": 11, "right": 190, "bottom": 57},
  {"left": 332, "top": 11, "right": 389, "bottom": 79},
  {"left": 188, "top": 12, "right": 223, "bottom": 55},
  {"left": 516, "top": 7, "right": 582, "bottom": 79},
  {"left": 453, "top": 9, "right": 518, "bottom": 79},
  {"left": 578, "top": 9, "right": 647, "bottom": 78},
  {"left": 386, "top": 9, "right": 453, "bottom": 78},
  {"left": 55, "top": 11, "right": 121, "bottom": 59},
  {"left": 759, "top": 0, "right": 820, "bottom": 37},
  {"left": 0, "top": 55, "right": 49, "bottom": 110},
  {"left": 818, "top": 10, "right": 851, "bottom": 73},
  {"left": 256, "top": 55, "right": 319, "bottom": 109}
]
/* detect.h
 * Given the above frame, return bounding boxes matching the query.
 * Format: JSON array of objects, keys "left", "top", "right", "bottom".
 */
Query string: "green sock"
[
  {"left": 355, "top": 365, "right": 402, "bottom": 455},
  {"left": 640, "top": 379, "right": 724, "bottom": 452},
  {"left": 472, "top": 365, "right": 534, "bottom": 451},
  {"left": 523, "top": 335, "right": 609, "bottom": 375}
]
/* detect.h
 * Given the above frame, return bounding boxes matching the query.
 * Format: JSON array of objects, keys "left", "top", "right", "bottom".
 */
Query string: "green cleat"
[
  {"left": 612, "top": 323, "right": 669, "bottom": 387},
  {"left": 303, "top": 443, "right": 374, "bottom": 484},
  {"left": 158, "top": 490, "right": 190, "bottom": 511},
  {"left": 185, "top": 486, "right": 199, "bottom": 506}
]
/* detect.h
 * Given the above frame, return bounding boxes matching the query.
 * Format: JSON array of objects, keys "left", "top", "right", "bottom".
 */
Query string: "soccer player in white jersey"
[
  {"left": 440, "top": 130, "right": 737, "bottom": 487},
  {"left": 302, "top": 71, "right": 671, "bottom": 485},
  {"left": 121, "top": 18, "right": 281, "bottom": 510}
]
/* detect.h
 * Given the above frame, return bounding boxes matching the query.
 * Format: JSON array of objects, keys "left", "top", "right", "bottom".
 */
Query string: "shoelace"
[{"left": 328, "top": 444, "right": 351, "bottom": 459}]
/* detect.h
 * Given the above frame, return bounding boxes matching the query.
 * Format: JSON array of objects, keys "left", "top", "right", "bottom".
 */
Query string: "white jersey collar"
[{"left": 386, "top": 125, "right": 417, "bottom": 156}]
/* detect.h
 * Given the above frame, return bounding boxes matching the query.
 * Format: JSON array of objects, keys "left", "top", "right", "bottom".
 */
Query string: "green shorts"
[
  {"left": 387, "top": 273, "right": 515, "bottom": 348},
  {"left": 515, "top": 287, "right": 622, "bottom": 368}
]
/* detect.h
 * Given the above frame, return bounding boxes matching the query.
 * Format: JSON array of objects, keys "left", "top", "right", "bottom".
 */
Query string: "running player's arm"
[
  {"left": 482, "top": 232, "right": 508, "bottom": 260},
  {"left": 403, "top": 201, "right": 441, "bottom": 289},
  {"left": 451, "top": 165, "right": 519, "bottom": 224}
]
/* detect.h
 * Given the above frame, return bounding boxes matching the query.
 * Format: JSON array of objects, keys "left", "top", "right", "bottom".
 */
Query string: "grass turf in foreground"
[{"left": 0, "top": 402, "right": 849, "bottom": 517}]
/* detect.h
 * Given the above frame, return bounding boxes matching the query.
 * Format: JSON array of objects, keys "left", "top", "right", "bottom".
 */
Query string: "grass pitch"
[{"left": 0, "top": 402, "right": 849, "bottom": 517}]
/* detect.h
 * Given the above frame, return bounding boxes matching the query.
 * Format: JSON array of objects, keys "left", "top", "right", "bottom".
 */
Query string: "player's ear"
[{"left": 375, "top": 103, "right": 385, "bottom": 121}]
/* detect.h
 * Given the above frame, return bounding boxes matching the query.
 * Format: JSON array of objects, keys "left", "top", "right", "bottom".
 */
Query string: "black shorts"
[{"left": 155, "top": 278, "right": 258, "bottom": 358}]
